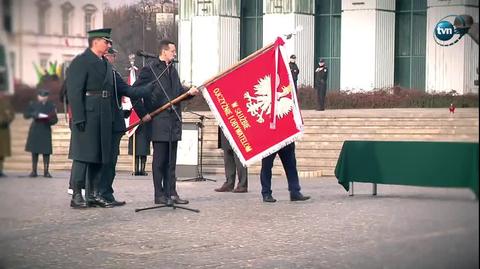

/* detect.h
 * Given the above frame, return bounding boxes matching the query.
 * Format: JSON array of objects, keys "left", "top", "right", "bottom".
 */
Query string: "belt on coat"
[{"left": 85, "top": 90, "right": 111, "bottom": 98}]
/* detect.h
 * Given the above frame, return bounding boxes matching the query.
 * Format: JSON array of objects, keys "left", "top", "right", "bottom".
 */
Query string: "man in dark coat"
[
  {"left": 314, "top": 59, "right": 328, "bottom": 111},
  {"left": 0, "top": 92, "right": 14, "bottom": 177},
  {"left": 23, "top": 88, "right": 58, "bottom": 178},
  {"left": 289, "top": 54, "right": 300, "bottom": 91},
  {"left": 133, "top": 39, "right": 199, "bottom": 206},
  {"left": 66, "top": 28, "right": 152, "bottom": 208}
]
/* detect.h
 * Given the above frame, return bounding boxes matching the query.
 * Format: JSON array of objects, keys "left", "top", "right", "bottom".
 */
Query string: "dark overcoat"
[
  {"left": 0, "top": 97, "right": 15, "bottom": 158},
  {"left": 128, "top": 124, "right": 151, "bottom": 156},
  {"left": 66, "top": 48, "right": 115, "bottom": 164},
  {"left": 133, "top": 59, "right": 189, "bottom": 142},
  {"left": 24, "top": 100, "right": 58, "bottom": 154}
]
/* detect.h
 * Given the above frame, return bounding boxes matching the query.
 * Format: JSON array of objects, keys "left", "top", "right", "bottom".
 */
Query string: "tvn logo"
[{"left": 434, "top": 15, "right": 470, "bottom": 46}]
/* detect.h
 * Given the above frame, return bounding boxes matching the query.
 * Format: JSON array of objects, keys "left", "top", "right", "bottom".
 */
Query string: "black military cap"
[
  {"left": 290, "top": 54, "right": 296, "bottom": 59},
  {"left": 87, "top": 28, "right": 113, "bottom": 43},
  {"left": 37, "top": 88, "right": 49, "bottom": 97}
]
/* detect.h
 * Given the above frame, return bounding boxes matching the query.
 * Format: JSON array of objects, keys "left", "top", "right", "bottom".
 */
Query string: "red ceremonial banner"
[{"left": 202, "top": 37, "right": 303, "bottom": 166}]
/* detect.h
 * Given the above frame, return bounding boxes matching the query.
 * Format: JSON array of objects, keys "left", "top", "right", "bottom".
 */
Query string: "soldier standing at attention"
[
  {"left": 67, "top": 29, "right": 153, "bottom": 209},
  {"left": 66, "top": 28, "right": 117, "bottom": 209},
  {"left": 23, "top": 88, "right": 58, "bottom": 178}
]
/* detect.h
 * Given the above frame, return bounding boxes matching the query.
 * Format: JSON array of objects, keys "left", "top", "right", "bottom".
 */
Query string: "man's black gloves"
[{"left": 76, "top": 122, "right": 85, "bottom": 132}]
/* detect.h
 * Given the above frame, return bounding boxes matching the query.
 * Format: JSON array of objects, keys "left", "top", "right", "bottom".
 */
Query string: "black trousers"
[
  {"left": 70, "top": 160, "right": 101, "bottom": 196},
  {"left": 99, "top": 132, "right": 123, "bottom": 200},
  {"left": 152, "top": 141, "right": 178, "bottom": 199},
  {"left": 316, "top": 82, "right": 327, "bottom": 110}
]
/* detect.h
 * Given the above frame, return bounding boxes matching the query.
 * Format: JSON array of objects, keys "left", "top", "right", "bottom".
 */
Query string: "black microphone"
[{"left": 136, "top": 50, "right": 158, "bottom": 58}]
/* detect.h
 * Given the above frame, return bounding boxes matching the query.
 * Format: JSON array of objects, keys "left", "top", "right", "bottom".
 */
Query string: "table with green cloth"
[{"left": 335, "top": 141, "right": 479, "bottom": 198}]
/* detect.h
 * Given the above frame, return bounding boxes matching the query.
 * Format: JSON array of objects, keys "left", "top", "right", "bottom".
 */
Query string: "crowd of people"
[{"left": 0, "top": 27, "right": 322, "bottom": 207}]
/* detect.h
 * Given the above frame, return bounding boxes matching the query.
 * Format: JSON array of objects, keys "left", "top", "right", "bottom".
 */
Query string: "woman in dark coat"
[
  {"left": 128, "top": 124, "right": 151, "bottom": 175},
  {"left": 24, "top": 89, "right": 58, "bottom": 177}
]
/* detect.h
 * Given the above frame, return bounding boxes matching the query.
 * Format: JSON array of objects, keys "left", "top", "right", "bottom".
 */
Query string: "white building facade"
[
  {"left": 179, "top": 0, "right": 479, "bottom": 94},
  {"left": 1, "top": 0, "right": 103, "bottom": 87}
]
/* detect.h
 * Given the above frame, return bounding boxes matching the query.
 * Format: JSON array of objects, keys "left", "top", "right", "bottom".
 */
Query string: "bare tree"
[{"left": 104, "top": 0, "right": 178, "bottom": 77}]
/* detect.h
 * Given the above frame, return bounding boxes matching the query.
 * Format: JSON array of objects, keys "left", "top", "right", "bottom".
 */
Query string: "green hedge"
[{"left": 12, "top": 82, "right": 478, "bottom": 113}]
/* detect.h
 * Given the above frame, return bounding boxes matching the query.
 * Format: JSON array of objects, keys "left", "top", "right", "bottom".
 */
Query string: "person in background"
[
  {"left": 314, "top": 59, "right": 328, "bottom": 111},
  {"left": 23, "top": 88, "right": 58, "bottom": 178},
  {"left": 260, "top": 142, "right": 311, "bottom": 203},
  {"left": 289, "top": 54, "right": 300, "bottom": 91},
  {"left": 0, "top": 91, "right": 15, "bottom": 177},
  {"left": 214, "top": 128, "right": 248, "bottom": 193}
]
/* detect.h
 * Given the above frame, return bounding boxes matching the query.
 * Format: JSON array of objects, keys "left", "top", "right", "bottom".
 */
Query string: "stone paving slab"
[{"left": 0, "top": 171, "right": 478, "bottom": 269}]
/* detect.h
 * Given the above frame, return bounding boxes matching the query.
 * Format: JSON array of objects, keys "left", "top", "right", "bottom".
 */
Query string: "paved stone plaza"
[{"left": 0, "top": 172, "right": 478, "bottom": 269}]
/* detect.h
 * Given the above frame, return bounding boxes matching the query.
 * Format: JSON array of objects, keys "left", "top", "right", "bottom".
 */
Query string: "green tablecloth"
[{"left": 335, "top": 141, "right": 479, "bottom": 198}]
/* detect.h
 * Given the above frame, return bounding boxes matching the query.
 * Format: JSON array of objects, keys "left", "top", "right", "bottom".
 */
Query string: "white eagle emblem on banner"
[{"left": 244, "top": 75, "right": 294, "bottom": 123}]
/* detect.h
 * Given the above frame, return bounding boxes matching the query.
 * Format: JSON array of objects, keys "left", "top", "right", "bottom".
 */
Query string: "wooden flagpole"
[{"left": 125, "top": 40, "right": 283, "bottom": 132}]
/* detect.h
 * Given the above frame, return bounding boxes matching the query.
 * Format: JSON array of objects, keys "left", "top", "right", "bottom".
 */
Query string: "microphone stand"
[
  {"left": 178, "top": 110, "right": 216, "bottom": 182},
  {"left": 134, "top": 60, "right": 199, "bottom": 213}
]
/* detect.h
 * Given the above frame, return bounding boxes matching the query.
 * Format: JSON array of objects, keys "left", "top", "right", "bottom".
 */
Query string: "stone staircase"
[{"left": 5, "top": 108, "right": 479, "bottom": 177}]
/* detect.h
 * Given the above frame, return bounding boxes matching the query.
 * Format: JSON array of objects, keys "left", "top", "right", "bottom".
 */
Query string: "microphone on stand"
[
  {"left": 136, "top": 50, "right": 158, "bottom": 58},
  {"left": 136, "top": 50, "right": 179, "bottom": 63}
]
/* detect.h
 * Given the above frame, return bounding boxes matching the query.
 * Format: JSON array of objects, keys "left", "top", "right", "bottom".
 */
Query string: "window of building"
[
  {"left": 240, "top": 0, "right": 263, "bottom": 59},
  {"left": 61, "top": 2, "right": 74, "bottom": 36},
  {"left": 39, "top": 53, "right": 51, "bottom": 71},
  {"left": 83, "top": 4, "right": 98, "bottom": 33},
  {"left": 2, "top": 0, "right": 13, "bottom": 33},
  {"left": 265, "top": 0, "right": 292, "bottom": 14},
  {"left": 315, "top": 0, "right": 341, "bottom": 91},
  {"left": 394, "top": 0, "right": 427, "bottom": 90},
  {"left": 195, "top": 0, "right": 218, "bottom": 16},
  {"left": 0, "top": 45, "right": 8, "bottom": 92},
  {"left": 180, "top": 0, "right": 194, "bottom": 20},
  {"left": 37, "top": 0, "right": 51, "bottom": 35}
]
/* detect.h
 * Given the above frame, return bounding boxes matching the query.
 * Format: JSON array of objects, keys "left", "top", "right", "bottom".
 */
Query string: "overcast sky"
[{"left": 104, "top": 0, "right": 139, "bottom": 9}]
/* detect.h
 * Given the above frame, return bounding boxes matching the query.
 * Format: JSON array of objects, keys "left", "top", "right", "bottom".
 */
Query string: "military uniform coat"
[
  {"left": 133, "top": 58, "right": 190, "bottom": 142},
  {"left": 66, "top": 48, "right": 115, "bottom": 164},
  {"left": 0, "top": 97, "right": 15, "bottom": 158},
  {"left": 23, "top": 100, "right": 58, "bottom": 154}
]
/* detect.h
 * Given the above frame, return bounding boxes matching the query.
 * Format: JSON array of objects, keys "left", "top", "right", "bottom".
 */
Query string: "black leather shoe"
[
  {"left": 104, "top": 196, "right": 126, "bottom": 207},
  {"left": 0, "top": 171, "right": 6, "bottom": 177},
  {"left": 70, "top": 193, "right": 87, "bottom": 209},
  {"left": 165, "top": 198, "right": 174, "bottom": 206},
  {"left": 44, "top": 172, "right": 52, "bottom": 178},
  {"left": 172, "top": 195, "right": 189, "bottom": 204},
  {"left": 263, "top": 195, "right": 277, "bottom": 203},
  {"left": 290, "top": 193, "right": 311, "bottom": 201},
  {"left": 90, "top": 196, "right": 114, "bottom": 208},
  {"left": 155, "top": 197, "right": 166, "bottom": 204},
  {"left": 29, "top": 171, "right": 38, "bottom": 178}
]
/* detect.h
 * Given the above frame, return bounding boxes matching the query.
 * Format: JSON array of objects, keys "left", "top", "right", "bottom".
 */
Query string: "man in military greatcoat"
[
  {"left": 66, "top": 28, "right": 152, "bottom": 209},
  {"left": 23, "top": 88, "right": 58, "bottom": 178}
]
